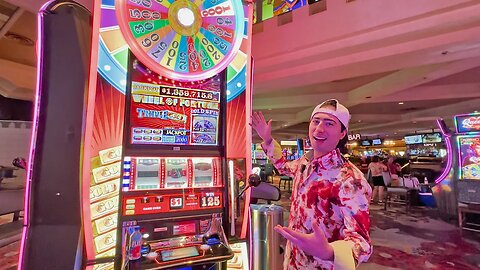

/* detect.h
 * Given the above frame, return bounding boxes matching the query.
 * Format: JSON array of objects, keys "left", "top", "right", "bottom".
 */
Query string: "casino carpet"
[
  {"left": 276, "top": 190, "right": 480, "bottom": 270},
  {"left": 1, "top": 191, "right": 480, "bottom": 269}
]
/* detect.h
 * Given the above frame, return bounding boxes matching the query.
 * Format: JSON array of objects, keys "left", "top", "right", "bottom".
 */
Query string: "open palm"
[
  {"left": 274, "top": 223, "right": 334, "bottom": 261},
  {"left": 250, "top": 111, "right": 273, "bottom": 143}
]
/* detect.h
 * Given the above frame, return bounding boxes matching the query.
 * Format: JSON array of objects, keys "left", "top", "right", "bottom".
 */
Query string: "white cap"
[{"left": 310, "top": 99, "right": 350, "bottom": 130}]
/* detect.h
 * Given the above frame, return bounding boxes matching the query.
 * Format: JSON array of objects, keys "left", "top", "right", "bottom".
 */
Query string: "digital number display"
[
  {"left": 200, "top": 193, "right": 221, "bottom": 208},
  {"left": 170, "top": 197, "right": 184, "bottom": 209}
]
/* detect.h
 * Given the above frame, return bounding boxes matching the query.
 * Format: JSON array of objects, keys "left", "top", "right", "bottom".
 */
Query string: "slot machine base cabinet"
[{"left": 121, "top": 214, "right": 233, "bottom": 269}]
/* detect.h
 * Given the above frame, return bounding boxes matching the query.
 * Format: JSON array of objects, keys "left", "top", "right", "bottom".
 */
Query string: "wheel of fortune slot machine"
[
  {"left": 19, "top": 0, "right": 252, "bottom": 269},
  {"left": 111, "top": 0, "right": 246, "bottom": 269}
]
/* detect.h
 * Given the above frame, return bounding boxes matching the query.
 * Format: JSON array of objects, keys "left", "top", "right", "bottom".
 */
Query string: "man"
[{"left": 251, "top": 99, "right": 372, "bottom": 270}]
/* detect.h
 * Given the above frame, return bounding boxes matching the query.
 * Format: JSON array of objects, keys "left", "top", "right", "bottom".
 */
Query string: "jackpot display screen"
[
  {"left": 127, "top": 53, "right": 222, "bottom": 147},
  {"left": 458, "top": 136, "right": 480, "bottom": 180}
]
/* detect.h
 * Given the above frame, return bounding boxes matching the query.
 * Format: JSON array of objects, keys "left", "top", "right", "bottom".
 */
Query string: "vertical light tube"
[
  {"left": 228, "top": 160, "right": 236, "bottom": 236},
  {"left": 434, "top": 118, "right": 453, "bottom": 184},
  {"left": 240, "top": 0, "right": 254, "bottom": 239}
]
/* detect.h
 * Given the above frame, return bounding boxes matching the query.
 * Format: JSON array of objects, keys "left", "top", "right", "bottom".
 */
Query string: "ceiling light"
[{"left": 398, "top": 102, "right": 404, "bottom": 105}]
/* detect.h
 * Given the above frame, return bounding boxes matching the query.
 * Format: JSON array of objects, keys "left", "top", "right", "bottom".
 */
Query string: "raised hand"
[
  {"left": 250, "top": 111, "right": 273, "bottom": 144},
  {"left": 274, "top": 222, "right": 334, "bottom": 261}
]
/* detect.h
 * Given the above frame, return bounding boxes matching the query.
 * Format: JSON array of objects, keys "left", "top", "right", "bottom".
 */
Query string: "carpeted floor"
[
  {"left": 1, "top": 185, "right": 480, "bottom": 270},
  {"left": 276, "top": 186, "right": 480, "bottom": 270}
]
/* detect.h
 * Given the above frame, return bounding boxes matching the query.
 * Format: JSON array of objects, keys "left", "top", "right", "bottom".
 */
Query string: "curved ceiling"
[{"left": 1, "top": 0, "right": 480, "bottom": 140}]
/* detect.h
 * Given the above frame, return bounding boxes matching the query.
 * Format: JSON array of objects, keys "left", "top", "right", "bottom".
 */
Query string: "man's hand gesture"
[
  {"left": 250, "top": 111, "right": 273, "bottom": 144},
  {"left": 274, "top": 223, "right": 334, "bottom": 261}
]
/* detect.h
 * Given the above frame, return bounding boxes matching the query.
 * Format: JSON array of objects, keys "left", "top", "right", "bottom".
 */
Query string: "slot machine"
[
  {"left": 433, "top": 113, "right": 480, "bottom": 218},
  {"left": 21, "top": 0, "right": 253, "bottom": 269},
  {"left": 115, "top": 53, "right": 233, "bottom": 269},
  {"left": 112, "top": 0, "right": 247, "bottom": 266}
]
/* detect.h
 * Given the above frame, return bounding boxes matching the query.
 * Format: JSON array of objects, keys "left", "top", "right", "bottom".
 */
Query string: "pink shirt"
[{"left": 263, "top": 140, "right": 372, "bottom": 270}]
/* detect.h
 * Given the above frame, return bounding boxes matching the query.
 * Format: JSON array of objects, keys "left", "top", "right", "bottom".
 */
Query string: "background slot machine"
[
  {"left": 115, "top": 52, "right": 233, "bottom": 269},
  {"left": 433, "top": 113, "right": 480, "bottom": 219}
]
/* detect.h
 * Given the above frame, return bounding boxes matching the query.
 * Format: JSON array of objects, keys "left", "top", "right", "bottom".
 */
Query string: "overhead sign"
[
  {"left": 455, "top": 113, "right": 480, "bottom": 133},
  {"left": 348, "top": 134, "right": 361, "bottom": 141}
]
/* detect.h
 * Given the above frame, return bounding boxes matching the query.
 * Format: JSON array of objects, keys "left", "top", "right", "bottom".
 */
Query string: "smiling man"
[{"left": 251, "top": 99, "right": 372, "bottom": 270}]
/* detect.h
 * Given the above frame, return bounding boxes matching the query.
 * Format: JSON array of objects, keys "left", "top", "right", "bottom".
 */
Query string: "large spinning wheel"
[{"left": 115, "top": 0, "right": 244, "bottom": 81}]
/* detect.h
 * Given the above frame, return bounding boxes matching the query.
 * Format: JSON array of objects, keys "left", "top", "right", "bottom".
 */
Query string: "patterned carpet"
[
  {"left": 276, "top": 187, "right": 480, "bottom": 270},
  {"left": 1, "top": 190, "right": 480, "bottom": 270}
]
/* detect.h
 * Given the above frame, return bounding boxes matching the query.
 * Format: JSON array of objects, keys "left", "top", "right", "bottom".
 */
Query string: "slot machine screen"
[
  {"left": 458, "top": 136, "right": 480, "bottom": 180},
  {"left": 127, "top": 53, "right": 222, "bottom": 147}
]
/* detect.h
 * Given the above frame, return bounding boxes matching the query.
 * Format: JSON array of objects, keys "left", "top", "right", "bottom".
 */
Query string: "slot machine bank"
[
  {"left": 433, "top": 113, "right": 480, "bottom": 227},
  {"left": 20, "top": 0, "right": 253, "bottom": 269}
]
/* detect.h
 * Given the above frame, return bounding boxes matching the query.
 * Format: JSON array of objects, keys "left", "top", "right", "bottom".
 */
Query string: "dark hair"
[
  {"left": 372, "top": 155, "right": 380, "bottom": 162},
  {"left": 336, "top": 123, "right": 348, "bottom": 154}
]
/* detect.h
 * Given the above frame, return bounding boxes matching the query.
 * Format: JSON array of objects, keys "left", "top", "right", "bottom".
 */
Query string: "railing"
[{"left": 253, "top": 0, "right": 357, "bottom": 25}]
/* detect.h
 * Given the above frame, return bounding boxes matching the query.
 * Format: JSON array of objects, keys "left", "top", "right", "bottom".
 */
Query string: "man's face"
[{"left": 308, "top": 111, "right": 346, "bottom": 157}]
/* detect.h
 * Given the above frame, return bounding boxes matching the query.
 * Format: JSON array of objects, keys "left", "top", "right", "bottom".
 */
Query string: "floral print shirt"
[{"left": 263, "top": 140, "right": 372, "bottom": 270}]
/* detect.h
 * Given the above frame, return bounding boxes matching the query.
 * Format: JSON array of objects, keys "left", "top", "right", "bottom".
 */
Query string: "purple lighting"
[
  {"left": 18, "top": 1, "right": 52, "bottom": 269},
  {"left": 434, "top": 118, "right": 453, "bottom": 185}
]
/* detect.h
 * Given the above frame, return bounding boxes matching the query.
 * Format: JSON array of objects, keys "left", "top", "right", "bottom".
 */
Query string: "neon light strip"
[
  {"left": 240, "top": 2, "right": 254, "bottom": 239},
  {"left": 83, "top": 0, "right": 103, "bottom": 260},
  {"left": 228, "top": 160, "right": 236, "bottom": 236},
  {"left": 456, "top": 136, "right": 463, "bottom": 180},
  {"left": 434, "top": 118, "right": 453, "bottom": 184},
  {"left": 18, "top": 1, "right": 53, "bottom": 268}
]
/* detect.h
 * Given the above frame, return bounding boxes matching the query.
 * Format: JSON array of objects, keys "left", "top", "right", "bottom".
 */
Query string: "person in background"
[
  {"left": 368, "top": 155, "right": 387, "bottom": 203},
  {"left": 387, "top": 156, "right": 402, "bottom": 179},
  {"left": 360, "top": 156, "right": 369, "bottom": 174},
  {"left": 251, "top": 99, "right": 372, "bottom": 270}
]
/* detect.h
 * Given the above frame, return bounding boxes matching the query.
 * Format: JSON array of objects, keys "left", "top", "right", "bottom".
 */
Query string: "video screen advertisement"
[
  {"left": 458, "top": 136, "right": 480, "bottom": 180},
  {"left": 125, "top": 52, "right": 225, "bottom": 151},
  {"left": 455, "top": 113, "right": 480, "bottom": 134}
]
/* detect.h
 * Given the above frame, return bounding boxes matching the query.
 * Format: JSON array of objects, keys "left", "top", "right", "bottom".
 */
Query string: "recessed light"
[{"left": 398, "top": 102, "right": 404, "bottom": 105}]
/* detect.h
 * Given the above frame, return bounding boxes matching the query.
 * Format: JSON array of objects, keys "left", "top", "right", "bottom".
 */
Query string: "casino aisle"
[
  {"left": 270, "top": 176, "right": 480, "bottom": 270},
  {"left": 1, "top": 183, "right": 480, "bottom": 270}
]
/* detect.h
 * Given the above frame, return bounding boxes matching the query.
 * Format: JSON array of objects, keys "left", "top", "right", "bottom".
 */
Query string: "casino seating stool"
[
  {"left": 458, "top": 202, "right": 480, "bottom": 233},
  {"left": 278, "top": 176, "right": 293, "bottom": 192}
]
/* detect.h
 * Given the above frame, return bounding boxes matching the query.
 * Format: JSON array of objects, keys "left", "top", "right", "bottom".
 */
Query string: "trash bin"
[{"left": 250, "top": 204, "right": 284, "bottom": 270}]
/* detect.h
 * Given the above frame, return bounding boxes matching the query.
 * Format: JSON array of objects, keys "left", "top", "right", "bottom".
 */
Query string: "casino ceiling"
[{"left": 1, "top": 0, "right": 480, "bottom": 141}]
